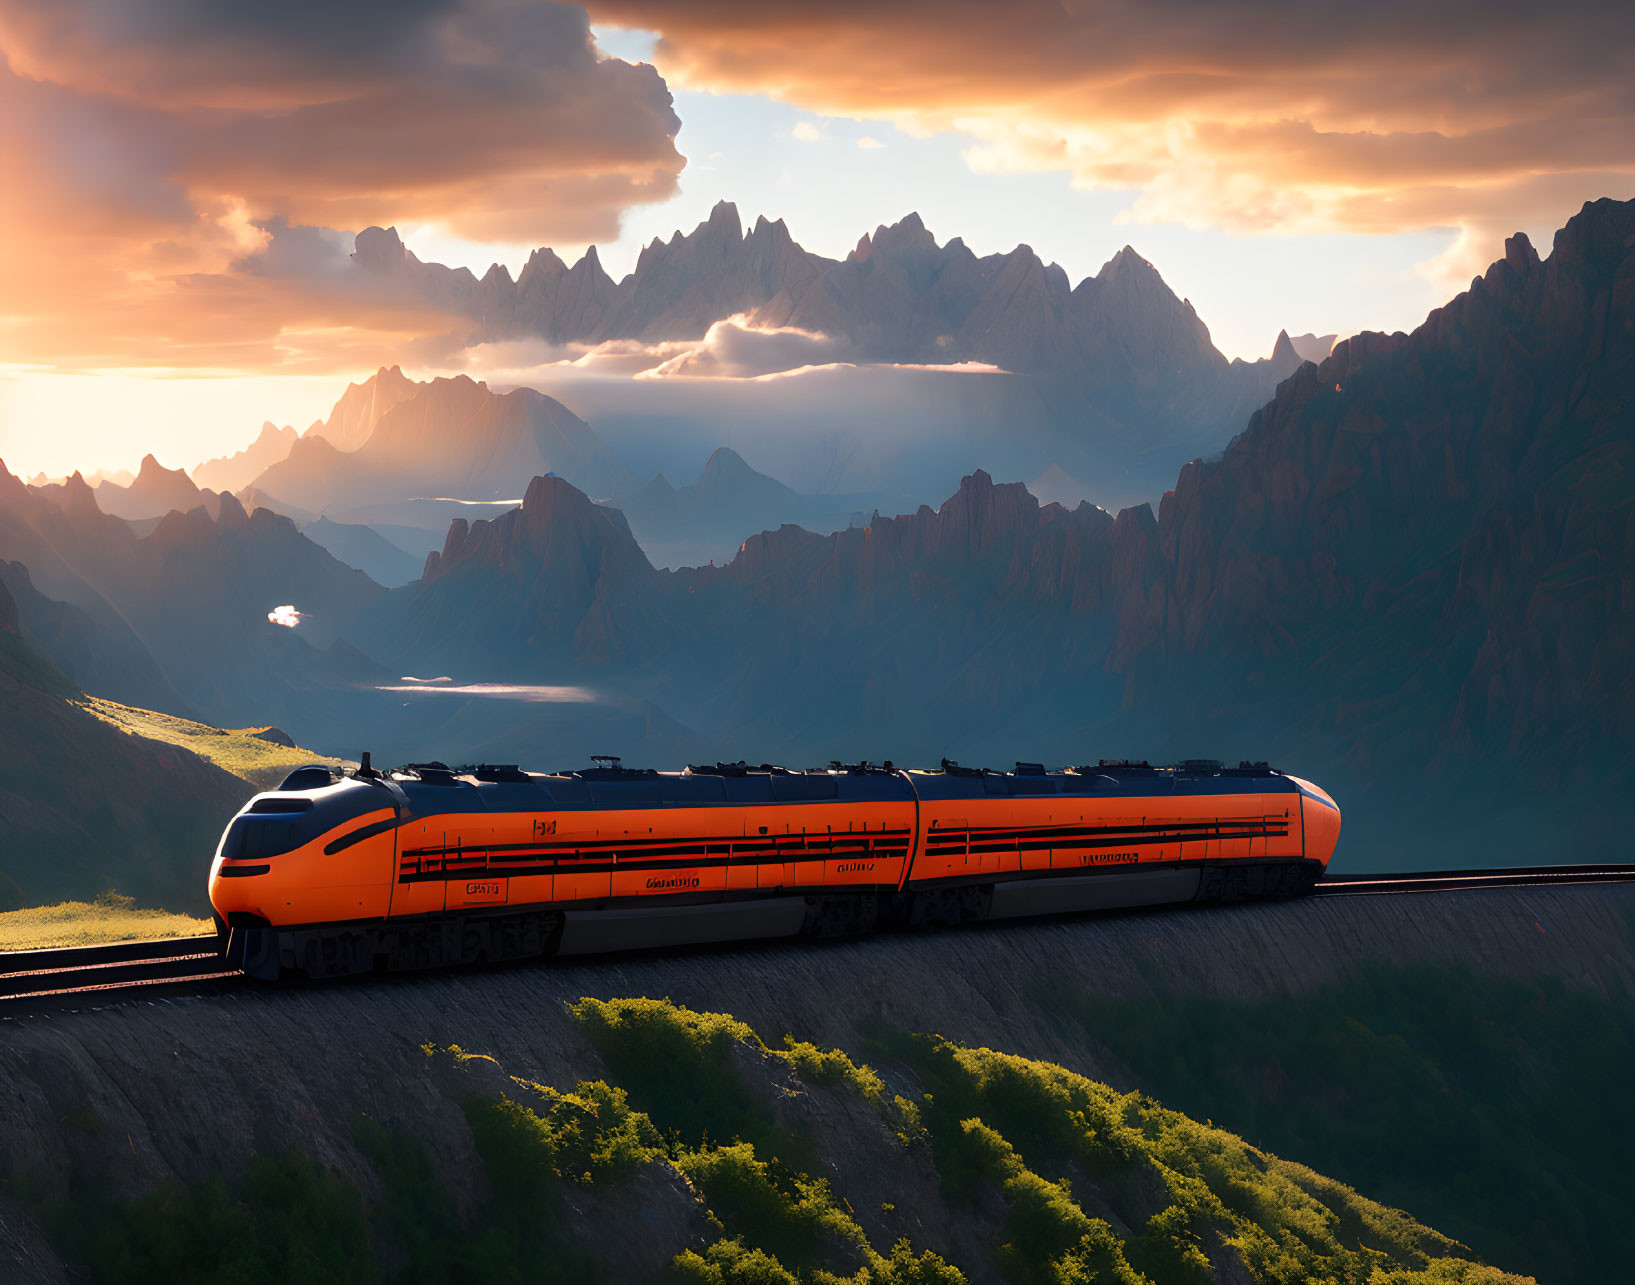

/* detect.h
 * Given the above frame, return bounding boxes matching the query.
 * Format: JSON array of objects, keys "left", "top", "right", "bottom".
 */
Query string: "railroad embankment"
[{"left": 1, "top": 884, "right": 1630, "bottom": 1285}]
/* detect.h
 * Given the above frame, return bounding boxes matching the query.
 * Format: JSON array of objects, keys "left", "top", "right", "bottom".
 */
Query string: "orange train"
[{"left": 210, "top": 755, "right": 1341, "bottom": 980}]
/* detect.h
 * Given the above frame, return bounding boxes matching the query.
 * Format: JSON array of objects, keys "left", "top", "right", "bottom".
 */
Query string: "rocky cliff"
[{"left": 0, "top": 884, "right": 1626, "bottom": 1283}]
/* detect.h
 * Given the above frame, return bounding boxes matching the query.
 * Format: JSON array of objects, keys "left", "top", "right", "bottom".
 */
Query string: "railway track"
[
  {"left": 0, "top": 935, "right": 236, "bottom": 1007},
  {"left": 1313, "top": 864, "right": 1635, "bottom": 895},
  {"left": 3, "top": 864, "right": 1632, "bottom": 1014}
]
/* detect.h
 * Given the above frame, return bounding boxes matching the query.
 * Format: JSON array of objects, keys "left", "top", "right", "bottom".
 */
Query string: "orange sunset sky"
[{"left": 1, "top": 0, "right": 1631, "bottom": 478}]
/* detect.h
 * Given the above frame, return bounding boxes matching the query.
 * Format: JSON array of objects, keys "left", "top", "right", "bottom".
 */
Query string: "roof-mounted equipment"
[
  {"left": 467, "top": 763, "right": 531, "bottom": 783},
  {"left": 278, "top": 764, "right": 339, "bottom": 791},
  {"left": 1223, "top": 760, "right": 1279, "bottom": 777},
  {"left": 1096, "top": 759, "right": 1156, "bottom": 774}
]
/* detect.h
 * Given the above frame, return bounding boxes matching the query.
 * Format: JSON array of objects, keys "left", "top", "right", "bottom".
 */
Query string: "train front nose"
[{"left": 1287, "top": 775, "right": 1342, "bottom": 867}]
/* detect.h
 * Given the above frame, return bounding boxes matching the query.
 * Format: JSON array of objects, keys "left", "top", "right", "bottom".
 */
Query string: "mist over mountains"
[{"left": 343, "top": 201, "right": 1306, "bottom": 505}]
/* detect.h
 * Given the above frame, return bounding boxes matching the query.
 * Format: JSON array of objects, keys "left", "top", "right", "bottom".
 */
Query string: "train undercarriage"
[{"left": 221, "top": 858, "right": 1325, "bottom": 982}]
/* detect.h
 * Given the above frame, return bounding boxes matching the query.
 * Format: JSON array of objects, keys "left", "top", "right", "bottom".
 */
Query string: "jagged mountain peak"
[
  {"left": 868, "top": 212, "right": 937, "bottom": 258},
  {"left": 352, "top": 225, "right": 409, "bottom": 270},
  {"left": 704, "top": 199, "right": 742, "bottom": 235},
  {"left": 702, "top": 445, "right": 753, "bottom": 478},
  {"left": 133, "top": 454, "right": 189, "bottom": 485},
  {"left": 1503, "top": 231, "right": 1540, "bottom": 276},
  {"left": 519, "top": 245, "right": 568, "bottom": 285},
  {"left": 1096, "top": 245, "right": 1163, "bottom": 284}
]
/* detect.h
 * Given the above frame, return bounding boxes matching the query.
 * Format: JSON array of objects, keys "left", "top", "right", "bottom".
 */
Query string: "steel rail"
[
  {"left": 0, "top": 936, "right": 228, "bottom": 1000},
  {"left": 1, "top": 864, "right": 1631, "bottom": 1013},
  {"left": 1314, "top": 864, "right": 1635, "bottom": 895}
]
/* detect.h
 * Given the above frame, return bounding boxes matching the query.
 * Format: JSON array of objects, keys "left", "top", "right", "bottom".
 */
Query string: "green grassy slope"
[
  {"left": 27, "top": 998, "right": 1536, "bottom": 1285},
  {"left": 1049, "top": 964, "right": 1634, "bottom": 1285},
  {"left": 0, "top": 579, "right": 252, "bottom": 911}
]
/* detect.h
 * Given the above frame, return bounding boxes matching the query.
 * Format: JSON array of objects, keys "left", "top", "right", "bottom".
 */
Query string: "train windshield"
[
  {"left": 219, "top": 813, "right": 310, "bottom": 860},
  {"left": 216, "top": 781, "right": 393, "bottom": 861}
]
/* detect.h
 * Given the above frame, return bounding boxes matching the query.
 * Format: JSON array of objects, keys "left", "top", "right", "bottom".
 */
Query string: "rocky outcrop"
[{"left": 385, "top": 474, "right": 660, "bottom": 669}]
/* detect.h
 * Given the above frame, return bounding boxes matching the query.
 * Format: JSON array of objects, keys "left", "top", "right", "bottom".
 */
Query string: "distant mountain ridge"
[
  {"left": 353, "top": 201, "right": 1305, "bottom": 455},
  {"left": 0, "top": 463, "right": 389, "bottom": 731},
  {"left": 609, "top": 447, "right": 897, "bottom": 569},
  {"left": 192, "top": 422, "right": 299, "bottom": 494},
  {"left": 250, "top": 371, "right": 630, "bottom": 512}
]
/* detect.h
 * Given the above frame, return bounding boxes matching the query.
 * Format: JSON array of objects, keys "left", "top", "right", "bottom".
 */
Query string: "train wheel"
[
  {"left": 801, "top": 894, "right": 879, "bottom": 938},
  {"left": 907, "top": 884, "right": 993, "bottom": 928}
]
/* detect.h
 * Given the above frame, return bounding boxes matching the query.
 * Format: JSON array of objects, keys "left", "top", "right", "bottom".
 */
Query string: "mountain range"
[
  {"left": 350, "top": 202, "right": 1306, "bottom": 484},
  {"left": 167, "top": 206, "right": 1321, "bottom": 557},
  {"left": 351, "top": 197, "right": 1635, "bottom": 866},
  {"left": 7, "top": 198, "right": 1632, "bottom": 885}
]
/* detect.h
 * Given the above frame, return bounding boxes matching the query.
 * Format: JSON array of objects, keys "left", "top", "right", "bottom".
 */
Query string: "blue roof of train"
[{"left": 270, "top": 758, "right": 1298, "bottom": 819}]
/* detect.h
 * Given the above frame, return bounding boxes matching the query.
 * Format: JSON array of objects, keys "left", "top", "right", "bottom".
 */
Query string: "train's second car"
[{"left": 210, "top": 757, "right": 1339, "bottom": 979}]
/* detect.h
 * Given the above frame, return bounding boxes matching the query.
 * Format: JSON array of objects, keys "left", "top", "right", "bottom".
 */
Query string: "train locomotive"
[{"left": 210, "top": 755, "right": 1341, "bottom": 980}]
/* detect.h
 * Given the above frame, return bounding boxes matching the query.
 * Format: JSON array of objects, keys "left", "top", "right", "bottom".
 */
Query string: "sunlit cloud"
[
  {"left": 0, "top": 1, "right": 684, "bottom": 372},
  {"left": 584, "top": 0, "right": 1635, "bottom": 273}
]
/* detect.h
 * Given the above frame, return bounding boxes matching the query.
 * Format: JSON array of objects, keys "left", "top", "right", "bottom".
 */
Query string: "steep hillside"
[
  {"left": 1112, "top": 197, "right": 1635, "bottom": 858},
  {"left": 3, "top": 884, "right": 1627, "bottom": 1283},
  {"left": 0, "top": 575, "right": 249, "bottom": 909}
]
